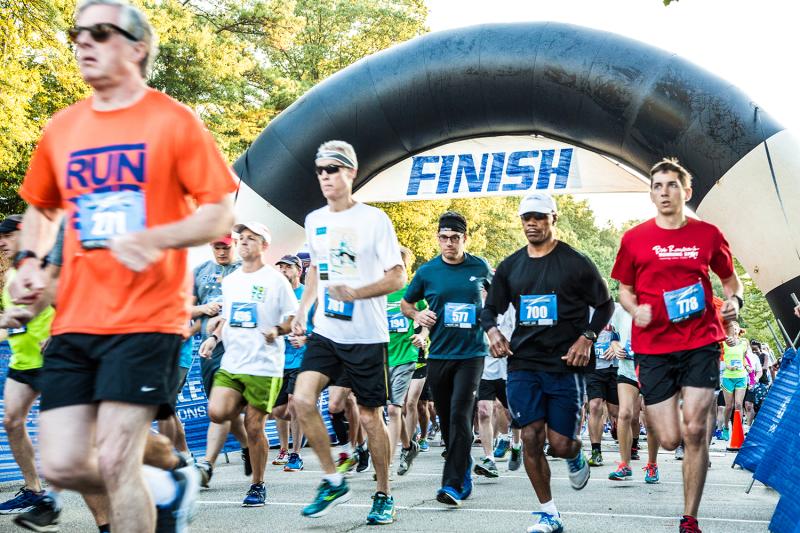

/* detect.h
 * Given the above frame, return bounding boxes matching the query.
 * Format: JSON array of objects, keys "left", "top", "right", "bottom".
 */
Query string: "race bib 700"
[{"left": 519, "top": 294, "right": 557, "bottom": 326}]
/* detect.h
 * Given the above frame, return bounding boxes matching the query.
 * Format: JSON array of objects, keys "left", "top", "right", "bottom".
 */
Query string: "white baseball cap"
[
  {"left": 518, "top": 192, "right": 557, "bottom": 216},
  {"left": 233, "top": 221, "right": 272, "bottom": 244}
]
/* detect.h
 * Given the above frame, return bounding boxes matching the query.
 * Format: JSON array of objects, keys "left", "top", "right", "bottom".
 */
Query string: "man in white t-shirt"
[
  {"left": 200, "top": 222, "right": 297, "bottom": 508},
  {"left": 291, "top": 140, "right": 406, "bottom": 525}
]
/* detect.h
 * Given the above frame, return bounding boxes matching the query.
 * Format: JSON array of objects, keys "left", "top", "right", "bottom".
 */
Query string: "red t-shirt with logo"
[{"left": 611, "top": 218, "right": 735, "bottom": 355}]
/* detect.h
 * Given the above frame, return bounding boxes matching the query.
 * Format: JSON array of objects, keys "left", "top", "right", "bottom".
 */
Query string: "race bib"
[
  {"left": 595, "top": 329, "right": 613, "bottom": 357},
  {"left": 519, "top": 294, "right": 557, "bottom": 326},
  {"left": 624, "top": 339, "right": 635, "bottom": 360},
  {"left": 7, "top": 325, "right": 27, "bottom": 336},
  {"left": 387, "top": 311, "right": 409, "bottom": 333},
  {"left": 444, "top": 303, "right": 476, "bottom": 328},
  {"left": 324, "top": 289, "right": 354, "bottom": 321},
  {"left": 663, "top": 281, "right": 705, "bottom": 323},
  {"left": 730, "top": 359, "right": 743, "bottom": 370},
  {"left": 230, "top": 302, "right": 258, "bottom": 328},
  {"left": 77, "top": 190, "right": 146, "bottom": 249}
]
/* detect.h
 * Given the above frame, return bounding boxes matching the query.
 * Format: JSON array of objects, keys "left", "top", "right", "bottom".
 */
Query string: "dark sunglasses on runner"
[
  {"left": 521, "top": 212, "right": 550, "bottom": 222},
  {"left": 68, "top": 23, "right": 139, "bottom": 43},
  {"left": 315, "top": 164, "right": 344, "bottom": 176}
]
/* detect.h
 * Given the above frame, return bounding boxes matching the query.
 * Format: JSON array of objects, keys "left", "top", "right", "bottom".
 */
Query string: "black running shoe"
[
  {"left": 242, "top": 447, "right": 253, "bottom": 477},
  {"left": 13, "top": 496, "right": 60, "bottom": 532},
  {"left": 356, "top": 445, "right": 371, "bottom": 473}
]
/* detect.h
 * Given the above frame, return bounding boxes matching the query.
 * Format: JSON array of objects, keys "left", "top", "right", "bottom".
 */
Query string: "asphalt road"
[{"left": 0, "top": 436, "right": 778, "bottom": 532}]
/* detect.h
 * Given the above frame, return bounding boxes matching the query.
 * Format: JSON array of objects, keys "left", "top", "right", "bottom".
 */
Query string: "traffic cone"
[{"left": 727, "top": 410, "right": 744, "bottom": 451}]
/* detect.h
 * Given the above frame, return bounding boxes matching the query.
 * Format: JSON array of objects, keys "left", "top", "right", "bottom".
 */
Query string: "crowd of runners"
[{"left": 0, "top": 1, "right": 791, "bottom": 532}]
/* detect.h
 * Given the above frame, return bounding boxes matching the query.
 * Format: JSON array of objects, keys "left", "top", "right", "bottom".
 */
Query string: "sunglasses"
[
  {"left": 68, "top": 23, "right": 139, "bottom": 44},
  {"left": 437, "top": 233, "right": 463, "bottom": 244},
  {"left": 521, "top": 212, "right": 550, "bottom": 221},
  {"left": 315, "top": 164, "right": 345, "bottom": 176}
]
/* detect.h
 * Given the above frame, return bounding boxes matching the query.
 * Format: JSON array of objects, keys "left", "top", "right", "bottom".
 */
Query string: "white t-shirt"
[
  {"left": 483, "top": 308, "right": 513, "bottom": 380},
  {"left": 305, "top": 202, "right": 403, "bottom": 344},
  {"left": 220, "top": 265, "right": 298, "bottom": 377}
]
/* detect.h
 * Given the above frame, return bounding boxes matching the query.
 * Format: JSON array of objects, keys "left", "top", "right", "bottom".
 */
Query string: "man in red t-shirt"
[
  {"left": 9, "top": 1, "right": 236, "bottom": 532},
  {"left": 611, "top": 158, "right": 742, "bottom": 533}
]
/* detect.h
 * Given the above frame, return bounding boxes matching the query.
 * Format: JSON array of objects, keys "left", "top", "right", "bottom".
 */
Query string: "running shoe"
[
  {"left": 508, "top": 445, "right": 522, "bottom": 471},
  {"left": 336, "top": 452, "right": 358, "bottom": 475},
  {"left": 544, "top": 443, "right": 555, "bottom": 457},
  {"left": 566, "top": 451, "right": 590, "bottom": 490},
  {"left": 527, "top": 511, "right": 564, "bottom": 533},
  {"left": 474, "top": 456, "right": 500, "bottom": 478},
  {"left": 0, "top": 487, "right": 45, "bottom": 515},
  {"left": 674, "top": 445, "right": 685, "bottom": 461},
  {"left": 441, "top": 448, "right": 448, "bottom": 459},
  {"left": 493, "top": 437, "right": 511, "bottom": 462},
  {"left": 242, "top": 482, "right": 266, "bottom": 507},
  {"left": 397, "top": 440, "right": 420, "bottom": 476},
  {"left": 366, "top": 492, "right": 395, "bottom": 525},
  {"left": 301, "top": 479, "right": 352, "bottom": 518},
  {"left": 679, "top": 515, "right": 702, "bottom": 533},
  {"left": 356, "top": 445, "right": 371, "bottom": 473},
  {"left": 610, "top": 420, "right": 618, "bottom": 441},
  {"left": 714, "top": 428, "right": 724, "bottom": 440},
  {"left": 418, "top": 438, "right": 430, "bottom": 452},
  {"left": 272, "top": 448, "right": 289, "bottom": 466},
  {"left": 588, "top": 448, "right": 603, "bottom": 466},
  {"left": 284, "top": 453, "right": 304, "bottom": 472},
  {"left": 13, "top": 494, "right": 60, "bottom": 531},
  {"left": 195, "top": 459, "right": 213, "bottom": 489},
  {"left": 242, "top": 447, "right": 252, "bottom": 477},
  {"left": 608, "top": 462, "right": 632, "bottom": 481},
  {"left": 721, "top": 427, "right": 730, "bottom": 441},
  {"left": 643, "top": 463, "right": 660, "bottom": 484},
  {"left": 155, "top": 465, "right": 200, "bottom": 533},
  {"left": 436, "top": 486, "right": 461, "bottom": 507},
  {"left": 640, "top": 424, "right": 647, "bottom": 436},
  {"left": 630, "top": 447, "right": 640, "bottom": 461}
]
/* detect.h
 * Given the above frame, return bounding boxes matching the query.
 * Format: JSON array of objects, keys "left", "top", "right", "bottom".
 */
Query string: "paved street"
[{"left": 0, "top": 437, "right": 778, "bottom": 532}]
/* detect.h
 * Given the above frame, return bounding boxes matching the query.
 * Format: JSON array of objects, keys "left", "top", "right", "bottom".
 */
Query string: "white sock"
[
  {"left": 142, "top": 465, "right": 178, "bottom": 508},
  {"left": 323, "top": 473, "right": 344, "bottom": 487},
  {"left": 512, "top": 442, "right": 522, "bottom": 450},
  {"left": 540, "top": 499, "right": 558, "bottom": 516},
  {"left": 46, "top": 490, "right": 63, "bottom": 511},
  {"left": 340, "top": 443, "right": 352, "bottom": 455}
]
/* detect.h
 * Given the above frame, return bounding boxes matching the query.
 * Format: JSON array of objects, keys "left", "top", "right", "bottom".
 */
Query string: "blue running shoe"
[
  {"left": 566, "top": 451, "right": 590, "bottom": 490},
  {"left": 436, "top": 486, "right": 461, "bottom": 507},
  {"left": 0, "top": 487, "right": 45, "bottom": 515},
  {"left": 155, "top": 465, "right": 200, "bottom": 533},
  {"left": 418, "top": 438, "right": 430, "bottom": 452},
  {"left": 493, "top": 437, "right": 510, "bottom": 461},
  {"left": 302, "top": 479, "right": 352, "bottom": 518},
  {"left": 242, "top": 482, "right": 266, "bottom": 507},
  {"left": 366, "top": 492, "right": 395, "bottom": 525},
  {"left": 643, "top": 463, "right": 660, "bottom": 484},
  {"left": 608, "top": 462, "right": 632, "bottom": 481},
  {"left": 285, "top": 453, "right": 304, "bottom": 472},
  {"left": 527, "top": 511, "right": 564, "bottom": 533},
  {"left": 461, "top": 456, "right": 473, "bottom": 500}
]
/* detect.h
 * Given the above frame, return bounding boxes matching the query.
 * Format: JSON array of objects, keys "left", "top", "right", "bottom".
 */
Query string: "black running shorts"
[{"left": 636, "top": 342, "right": 721, "bottom": 405}]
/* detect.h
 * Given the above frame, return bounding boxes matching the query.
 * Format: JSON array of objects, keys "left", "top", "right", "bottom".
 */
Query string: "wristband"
[
  {"left": 733, "top": 295, "right": 744, "bottom": 310},
  {"left": 210, "top": 334, "right": 220, "bottom": 343}
]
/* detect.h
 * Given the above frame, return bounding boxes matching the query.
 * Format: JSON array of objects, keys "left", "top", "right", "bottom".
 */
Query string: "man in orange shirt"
[{"left": 9, "top": 1, "right": 236, "bottom": 532}]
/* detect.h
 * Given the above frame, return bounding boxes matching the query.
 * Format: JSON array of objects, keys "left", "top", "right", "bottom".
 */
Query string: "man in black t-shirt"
[{"left": 481, "top": 193, "right": 614, "bottom": 533}]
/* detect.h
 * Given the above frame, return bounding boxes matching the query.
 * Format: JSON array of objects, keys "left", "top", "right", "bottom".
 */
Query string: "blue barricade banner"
[
  {"left": 734, "top": 349, "right": 799, "bottom": 472},
  {"left": 770, "top": 495, "right": 800, "bottom": 533},
  {"left": 1, "top": 341, "right": 334, "bottom": 484}
]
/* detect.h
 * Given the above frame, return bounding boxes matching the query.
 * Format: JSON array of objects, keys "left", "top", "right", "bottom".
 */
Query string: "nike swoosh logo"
[{"left": 140, "top": 386, "right": 157, "bottom": 392}]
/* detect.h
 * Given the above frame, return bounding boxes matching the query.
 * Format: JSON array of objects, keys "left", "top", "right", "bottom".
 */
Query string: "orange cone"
[{"left": 727, "top": 410, "right": 744, "bottom": 451}]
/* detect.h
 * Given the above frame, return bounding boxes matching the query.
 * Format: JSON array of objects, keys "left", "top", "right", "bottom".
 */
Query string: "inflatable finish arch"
[{"left": 233, "top": 22, "right": 800, "bottom": 339}]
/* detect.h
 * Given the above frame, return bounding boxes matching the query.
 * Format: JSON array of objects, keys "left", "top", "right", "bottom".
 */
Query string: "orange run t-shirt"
[{"left": 19, "top": 88, "right": 238, "bottom": 336}]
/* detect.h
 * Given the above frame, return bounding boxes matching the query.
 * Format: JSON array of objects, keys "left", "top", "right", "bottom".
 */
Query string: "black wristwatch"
[
  {"left": 12, "top": 250, "right": 38, "bottom": 269},
  {"left": 733, "top": 295, "right": 744, "bottom": 310},
  {"left": 210, "top": 334, "right": 220, "bottom": 343},
  {"left": 581, "top": 330, "right": 598, "bottom": 342}
]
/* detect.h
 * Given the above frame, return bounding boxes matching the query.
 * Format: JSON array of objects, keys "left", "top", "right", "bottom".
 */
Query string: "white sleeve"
[
  {"left": 279, "top": 277, "right": 299, "bottom": 320},
  {"left": 304, "top": 214, "right": 317, "bottom": 266},
  {"left": 375, "top": 211, "right": 403, "bottom": 272}
]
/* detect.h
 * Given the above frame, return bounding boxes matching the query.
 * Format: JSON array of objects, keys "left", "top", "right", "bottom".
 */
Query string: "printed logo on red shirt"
[{"left": 651, "top": 245, "right": 700, "bottom": 260}]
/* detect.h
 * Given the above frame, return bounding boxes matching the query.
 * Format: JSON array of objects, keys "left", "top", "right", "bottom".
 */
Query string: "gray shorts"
[{"left": 388, "top": 362, "right": 416, "bottom": 406}]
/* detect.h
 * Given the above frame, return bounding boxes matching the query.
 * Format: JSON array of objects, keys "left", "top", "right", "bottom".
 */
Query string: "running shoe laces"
[
  {"left": 566, "top": 453, "right": 585, "bottom": 473},
  {"left": 679, "top": 515, "right": 702, "bottom": 533}
]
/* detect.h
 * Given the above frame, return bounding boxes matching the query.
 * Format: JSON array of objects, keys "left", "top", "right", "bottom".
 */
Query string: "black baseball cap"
[
  {"left": 0, "top": 214, "right": 23, "bottom": 234},
  {"left": 276, "top": 254, "right": 302, "bottom": 269}
]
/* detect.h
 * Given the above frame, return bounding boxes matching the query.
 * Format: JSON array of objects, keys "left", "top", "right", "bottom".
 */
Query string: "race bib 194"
[
  {"left": 387, "top": 311, "right": 409, "bottom": 333},
  {"left": 77, "top": 189, "right": 145, "bottom": 249},
  {"left": 519, "top": 294, "right": 557, "bottom": 326},
  {"left": 663, "top": 281, "right": 705, "bottom": 323},
  {"left": 444, "top": 303, "right": 476, "bottom": 328}
]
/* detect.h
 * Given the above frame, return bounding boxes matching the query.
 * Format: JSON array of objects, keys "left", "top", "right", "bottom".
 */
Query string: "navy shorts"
[{"left": 507, "top": 370, "right": 585, "bottom": 440}]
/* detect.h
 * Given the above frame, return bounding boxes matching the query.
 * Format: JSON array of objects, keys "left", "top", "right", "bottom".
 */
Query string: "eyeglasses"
[
  {"left": 68, "top": 23, "right": 139, "bottom": 44},
  {"left": 315, "top": 165, "right": 344, "bottom": 176},
  {"left": 520, "top": 212, "right": 550, "bottom": 222},
  {"left": 437, "top": 233, "right": 463, "bottom": 244}
]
